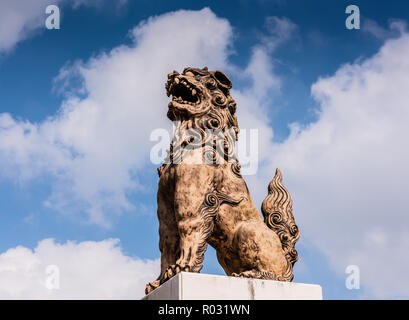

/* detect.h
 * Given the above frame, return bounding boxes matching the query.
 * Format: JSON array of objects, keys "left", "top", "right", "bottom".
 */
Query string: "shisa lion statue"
[{"left": 145, "top": 67, "right": 300, "bottom": 294}]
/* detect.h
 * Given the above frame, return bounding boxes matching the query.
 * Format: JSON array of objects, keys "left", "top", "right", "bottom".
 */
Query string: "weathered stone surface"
[
  {"left": 145, "top": 67, "right": 300, "bottom": 295},
  {"left": 143, "top": 272, "right": 322, "bottom": 300}
]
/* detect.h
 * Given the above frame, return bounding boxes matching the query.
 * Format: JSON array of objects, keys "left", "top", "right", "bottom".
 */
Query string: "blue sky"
[{"left": 1, "top": 0, "right": 409, "bottom": 299}]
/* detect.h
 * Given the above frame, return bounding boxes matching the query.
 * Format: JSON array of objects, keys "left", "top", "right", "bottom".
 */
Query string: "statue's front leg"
[
  {"left": 160, "top": 213, "right": 207, "bottom": 283},
  {"left": 145, "top": 174, "right": 179, "bottom": 295},
  {"left": 161, "top": 165, "right": 213, "bottom": 283},
  {"left": 145, "top": 202, "right": 179, "bottom": 294}
]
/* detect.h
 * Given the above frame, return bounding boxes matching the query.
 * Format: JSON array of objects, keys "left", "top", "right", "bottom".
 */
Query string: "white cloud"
[
  {"left": 262, "top": 16, "right": 298, "bottom": 51},
  {"left": 0, "top": 8, "right": 295, "bottom": 227},
  {"left": 209, "top": 17, "right": 409, "bottom": 298},
  {"left": 206, "top": 17, "right": 409, "bottom": 298},
  {"left": 0, "top": 8, "right": 234, "bottom": 227},
  {"left": 363, "top": 18, "right": 407, "bottom": 40},
  {"left": 0, "top": 0, "right": 54, "bottom": 53},
  {"left": 232, "top": 16, "right": 297, "bottom": 201},
  {"left": 0, "top": 0, "right": 127, "bottom": 53},
  {"left": 231, "top": 14, "right": 298, "bottom": 171},
  {"left": 260, "top": 30, "right": 409, "bottom": 298},
  {"left": 0, "top": 238, "right": 159, "bottom": 299}
]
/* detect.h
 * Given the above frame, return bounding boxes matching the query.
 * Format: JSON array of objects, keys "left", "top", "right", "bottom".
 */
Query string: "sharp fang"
[
  {"left": 192, "top": 89, "right": 196, "bottom": 96},
  {"left": 175, "top": 78, "right": 180, "bottom": 84}
]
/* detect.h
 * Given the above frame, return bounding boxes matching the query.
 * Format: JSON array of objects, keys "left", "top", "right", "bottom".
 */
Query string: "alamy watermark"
[
  {"left": 45, "top": 5, "right": 60, "bottom": 30},
  {"left": 345, "top": 5, "right": 360, "bottom": 30},
  {"left": 45, "top": 264, "right": 60, "bottom": 290},
  {"left": 150, "top": 122, "right": 259, "bottom": 175},
  {"left": 345, "top": 264, "right": 360, "bottom": 290}
]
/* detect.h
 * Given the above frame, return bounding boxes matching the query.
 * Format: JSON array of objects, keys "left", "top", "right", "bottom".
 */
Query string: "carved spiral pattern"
[
  {"left": 270, "top": 211, "right": 283, "bottom": 224},
  {"left": 212, "top": 92, "right": 228, "bottom": 107},
  {"left": 290, "top": 225, "right": 299, "bottom": 236},
  {"left": 203, "top": 144, "right": 218, "bottom": 165},
  {"left": 209, "top": 118, "right": 220, "bottom": 129},
  {"left": 231, "top": 162, "right": 242, "bottom": 177},
  {"left": 204, "top": 192, "right": 219, "bottom": 207},
  {"left": 261, "top": 168, "right": 300, "bottom": 282},
  {"left": 206, "top": 78, "right": 217, "bottom": 90},
  {"left": 203, "top": 110, "right": 223, "bottom": 130},
  {"left": 192, "top": 191, "right": 244, "bottom": 272}
]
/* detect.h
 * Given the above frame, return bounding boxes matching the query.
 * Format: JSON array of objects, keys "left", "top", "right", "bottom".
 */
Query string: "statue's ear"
[{"left": 211, "top": 70, "right": 232, "bottom": 89}]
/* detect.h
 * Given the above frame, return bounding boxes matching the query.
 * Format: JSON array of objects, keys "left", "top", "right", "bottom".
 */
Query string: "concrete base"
[{"left": 142, "top": 272, "right": 323, "bottom": 300}]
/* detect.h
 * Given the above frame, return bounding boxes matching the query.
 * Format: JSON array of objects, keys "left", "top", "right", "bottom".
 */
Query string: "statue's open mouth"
[{"left": 169, "top": 79, "right": 201, "bottom": 105}]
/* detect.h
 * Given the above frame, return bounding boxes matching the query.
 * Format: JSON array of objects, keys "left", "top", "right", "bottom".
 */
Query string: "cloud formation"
[
  {"left": 362, "top": 18, "right": 407, "bottom": 40},
  {"left": 266, "top": 29, "right": 409, "bottom": 298},
  {"left": 0, "top": 8, "right": 287, "bottom": 227},
  {"left": 0, "top": 238, "right": 159, "bottom": 299},
  {"left": 0, "top": 0, "right": 127, "bottom": 53},
  {"left": 0, "top": 8, "right": 234, "bottom": 226}
]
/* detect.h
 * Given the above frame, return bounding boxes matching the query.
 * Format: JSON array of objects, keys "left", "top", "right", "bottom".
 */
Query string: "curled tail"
[{"left": 261, "top": 168, "right": 300, "bottom": 281}]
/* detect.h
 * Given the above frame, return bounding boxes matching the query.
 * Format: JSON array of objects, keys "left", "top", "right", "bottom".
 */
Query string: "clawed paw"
[
  {"left": 231, "top": 272, "right": 245, "bottom": 278},
  {"left": 231, "top": 271, "right": 260, "bottom": 279},
  {"left": 145, "top": 279, "right": 160, "bottom": 295},
  {"left": 161, "top": 264, "right": 191, "bottom": 283},
  {"left": 231, "top": 270, "right": 278, "bottom": 280},
  {"left": 145, "top": 264, "right": 193, "bottom": 295}
]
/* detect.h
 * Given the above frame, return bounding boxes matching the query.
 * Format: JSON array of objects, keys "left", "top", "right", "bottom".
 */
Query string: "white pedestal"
[{"left": 142, "top": 272, "right": 323, "bottom": 300}]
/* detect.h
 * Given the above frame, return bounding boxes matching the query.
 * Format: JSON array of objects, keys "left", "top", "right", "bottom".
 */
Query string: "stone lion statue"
[{"left": 145, "top": 67, "right": 300, "bottom": 294}]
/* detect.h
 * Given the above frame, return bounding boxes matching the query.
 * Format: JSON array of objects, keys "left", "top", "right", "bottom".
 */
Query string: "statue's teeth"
[
  {"left": 192, "top": 89, "right": 196, "bottom": 96},
  {"left": 175, "top": 78, "right": 180, "bottom": 84}
]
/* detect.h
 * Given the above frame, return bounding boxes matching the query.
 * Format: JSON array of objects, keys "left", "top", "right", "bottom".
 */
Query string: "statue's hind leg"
[{"left": 230, "top": 220, "right": 288, "bottom": 280}]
